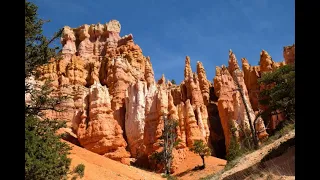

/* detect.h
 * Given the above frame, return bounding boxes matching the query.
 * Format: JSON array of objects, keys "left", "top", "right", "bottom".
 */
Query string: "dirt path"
[{"left": 217, "top": 130, "right": 295, "bottom": 180}]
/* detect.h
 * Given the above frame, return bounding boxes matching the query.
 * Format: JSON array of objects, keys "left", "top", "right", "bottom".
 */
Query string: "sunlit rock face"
[{"left": 33, "top": 19, "right": 293, "bottom": 166}]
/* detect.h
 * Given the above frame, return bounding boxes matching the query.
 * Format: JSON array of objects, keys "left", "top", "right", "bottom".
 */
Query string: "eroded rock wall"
[
  {"left": 241, "top": 50, "right": 287, "bottom": 132},
  {"left": 214, "top": 50, "right": 268, "bottom": 152},
  {"left": 32, "top": 19, "right": 294, "bottom": 167},
  {"left": 77, "top": 83, "right": 130, "bottom": 162}
]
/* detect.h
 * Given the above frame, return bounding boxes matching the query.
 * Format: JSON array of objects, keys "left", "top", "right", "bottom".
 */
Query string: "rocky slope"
[
  {"left": 30, "top": 19, "right": 295, "bottom": 171},
  {"left": 214, "top": 130, "right": 295, "bottom": 180}
]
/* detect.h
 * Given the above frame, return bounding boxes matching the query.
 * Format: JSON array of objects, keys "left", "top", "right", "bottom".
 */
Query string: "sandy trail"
[{"left": 217, "top": 130, "right": 295, "bottom": 180}]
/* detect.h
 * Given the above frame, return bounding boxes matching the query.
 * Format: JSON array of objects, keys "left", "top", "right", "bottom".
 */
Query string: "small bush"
[
  {"left": 226, "top": 119, "right": 256, "bottom": 162},
  {"left": 74, "top": 164, "right": 85, "bottom": 178},
  {"left": 189, "top": 140, "right": 211, "bottom": 168},
  {"left": 226, "top": 136, "right": 241, "bottom": 161},
  {"left": 162, "top": 174, "right": 178, "bottom": 180},
  {"left": 226, "top": 135, "right": 255, "bottom": 162},
  {"left": 167, "top": 175, "right": 178, "bottom": 180}
]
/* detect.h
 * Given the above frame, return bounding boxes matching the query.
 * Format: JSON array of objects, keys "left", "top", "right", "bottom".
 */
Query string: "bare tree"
[
  {"left": 233, "top": 72, "right": 259, "bottom": 149},
  {"left": 150, "top": 114, "right": 180, "bottom": 175}
]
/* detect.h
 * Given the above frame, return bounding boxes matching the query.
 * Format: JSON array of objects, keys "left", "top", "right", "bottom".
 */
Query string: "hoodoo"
[{"left": 33, "top": 19, "right": 295, "bottom": 171}]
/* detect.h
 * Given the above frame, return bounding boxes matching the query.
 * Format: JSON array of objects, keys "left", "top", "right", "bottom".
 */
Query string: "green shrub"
[
  {"left": 25, "top": 116, "right": 71, "bottom": 180},
  {"left": 225, "top": 135, "right": 241, "bottom": 161},
  {"left": 162, "top": 174, "right": 178, "bottom": 180},
  {"left": 74, "top": 164, "right": 85, "bottom": 178},
  {"left": 189, "top": 140, "right": 211, "bottom": 168}
]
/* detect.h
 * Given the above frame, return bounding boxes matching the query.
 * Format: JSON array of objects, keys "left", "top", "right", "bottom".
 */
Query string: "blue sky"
[{"left": 32, "top": 0, "right": 295, "bottom": 84}]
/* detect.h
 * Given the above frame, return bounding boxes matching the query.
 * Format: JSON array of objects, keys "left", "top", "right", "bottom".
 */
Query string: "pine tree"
[
  {"left": 25, "top": 1, "right": 72, "bottom": 179},
  {"left": 258, "top": 64, "right": 295, "bottom": 122},
  {"left": 25, "top": 0, "right": 62, "bottom": 78}
]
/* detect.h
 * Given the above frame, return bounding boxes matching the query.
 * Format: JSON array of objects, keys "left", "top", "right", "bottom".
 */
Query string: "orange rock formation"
[
  {"left": 77, "top": 83, "right": 130, "bottom": 162},
  {"left": 31, "top": 19, "right": 294, "bottom": 169},
  {"left": 241, "top": 48, "right": 293, "bottom": 131},
  {"left": 214, "top": 50, "right": 268, "bottom": 152},
  {"left": 283, "top": 44, "right": 295, "bottom": 65}
]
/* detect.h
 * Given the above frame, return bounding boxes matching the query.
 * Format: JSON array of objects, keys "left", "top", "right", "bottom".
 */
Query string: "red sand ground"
[
  {"left": 66, "top": 140, "right": 163, "bottom": 180},
  {"left": 65, "top": 139, "right": 227, "bottom": 180},
  {"left": 173, "top": 151, "right": 226, "bottom": 180}
]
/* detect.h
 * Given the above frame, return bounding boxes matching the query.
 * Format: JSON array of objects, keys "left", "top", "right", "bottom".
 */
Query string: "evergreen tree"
[
  {"left": 25, "top": 1, "right": 72, "bottom": 179},
  {"left": 25, "top": 0, "right": 62, "bottom": 78},
  {"left": 25, "top": 116, "right": 71, "bottom": 180},
  {"left": 258, "top": 64, "right": 295, "bottom": 122}
]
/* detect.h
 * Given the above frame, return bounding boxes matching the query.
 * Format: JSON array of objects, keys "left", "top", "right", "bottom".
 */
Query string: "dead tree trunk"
[
  {"left": 162, "top": 115, "right": 178, "bottom": 175},
  {"left": 233, "top": 72, "right": 259, "bottom": 149}
]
